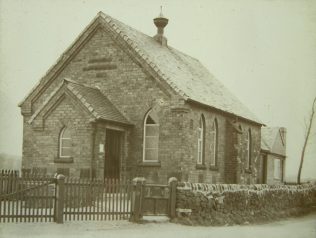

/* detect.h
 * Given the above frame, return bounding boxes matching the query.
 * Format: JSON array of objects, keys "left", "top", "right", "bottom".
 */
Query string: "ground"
[{"left": 0, "top": 213, "right": 315, "bottom": 238}]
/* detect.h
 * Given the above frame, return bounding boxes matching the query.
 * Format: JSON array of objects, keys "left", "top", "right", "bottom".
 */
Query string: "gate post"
[
  {"left": 168, "top": 177, "right": 178, "bottom": 219},
  {"left": 130, "top": 177, "right": 146, "bottom": 222},
  {"left": 55, "top": 174, "right": 65, "bottom": 224}
]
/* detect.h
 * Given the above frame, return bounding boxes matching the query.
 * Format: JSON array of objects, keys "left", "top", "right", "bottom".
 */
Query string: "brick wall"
[
  {"left": 22, "top": 96, "right": 93, "bottom": 177},
  {"left": 177, "top": 106, "right": 225, "bottom": 183},
  {"left": 236, "top": 121, "right": 261, "bottom": 184},
  {"left": 22, "top": 26, "right": 186, "bottom": 182},
  {"left": 21, "top": 23, "right": 263, "bottom": 184},
  {"left": 178, "top": 103, "right": 262, "bottom": 184}
]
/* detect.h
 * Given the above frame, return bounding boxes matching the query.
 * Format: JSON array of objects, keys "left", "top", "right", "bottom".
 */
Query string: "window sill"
[
  {"left": 54, "top": 157, "right": 74, "bottom": 163},
  {"left": 209, "top": 165, "right": 218, "bottom": 171},
  {"left": 196, "top": 164, "right": 206, "bottom": 170},
  {"left": 139, "top": 161, "right": 161, "bottom": 167}
]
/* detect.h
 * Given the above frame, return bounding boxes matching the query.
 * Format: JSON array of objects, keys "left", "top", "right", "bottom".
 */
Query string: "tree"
[{"left": 297, "top": 96, "right": 316, "bottom": 184}]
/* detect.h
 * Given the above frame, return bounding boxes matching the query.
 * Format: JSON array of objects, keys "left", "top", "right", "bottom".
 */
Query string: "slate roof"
[
  {"left": 20, "top": 11, "right": 262, "bottom": 125},
  {"left": 29, "top": 79, "right": 131, "bottom": 125},
  {"left": 99, "top": 12, "right": 261, "bottom": 124},
  {"left": 66, "top": 80, "right": 131, "bottom": 125},
  {"left": 261, "top": 127, "right": 280, "bottom": 152}
]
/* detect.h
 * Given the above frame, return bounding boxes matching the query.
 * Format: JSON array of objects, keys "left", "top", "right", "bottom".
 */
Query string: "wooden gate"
[
  {"left": 0, "top": 173, "right": 56, "bottom": 223},
  {"left": 63, "top": 178, "right": 132, "bottom": 221},
  {"left": 143, "top": 184, "right": 170, "bottom": 216},
  {"left": 130, "top": 177, "right": 177, "bottom": 222}
]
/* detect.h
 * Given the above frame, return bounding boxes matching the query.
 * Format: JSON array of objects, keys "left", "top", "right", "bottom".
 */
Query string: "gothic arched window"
[
  {"left": 143, "top": 109, "right": 159, "bottom": 162},
  {"left": 210, "top": 119, "right": 218, "bottom": 166},
  {"left": 197, "top": 115, "right": 205, "bottom": 165},
  {"left": 245, "top": 129, "right": 252, "bottom": 169},
  {"left": 59, "top": 127, "right": 71, "bottom": 158}
]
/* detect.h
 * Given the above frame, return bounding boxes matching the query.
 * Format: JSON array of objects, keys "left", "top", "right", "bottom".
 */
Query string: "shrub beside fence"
[{"left": 175, "top": 182, "right": 316, "bottom": 225}]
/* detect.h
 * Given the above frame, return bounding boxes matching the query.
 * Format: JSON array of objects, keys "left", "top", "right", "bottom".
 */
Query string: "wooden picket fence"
[
  {"left": 63, "top": 178, "right": 132, "bottom": 221},
  {"left": 0, "top": 172, "right": 56, "bottom": 223},
  {"left": 0, "top": 172, "right": 177, "bottom": 223},
  {"left": 0, "top": 170, "right": 20, "bottom": 195},
  {"left": 0, "top": 173, "right": 134, "bottom": 223}
]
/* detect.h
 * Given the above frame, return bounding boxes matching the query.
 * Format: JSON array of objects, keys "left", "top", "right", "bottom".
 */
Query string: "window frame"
[
  {"left": 210, "top": 119, "right": 218, "bottom": 167},
  {"left": 59, "top": 127, "right": 72, "bottom": 158},
  {"left": 245, "top": 129, "right": 252, "bottom": 170},
  {"left": 197, "top": 115, "right": 205, "bottom": 165},
  {"left": 142, "top": 109, "right": 160, "bottom": 163}
]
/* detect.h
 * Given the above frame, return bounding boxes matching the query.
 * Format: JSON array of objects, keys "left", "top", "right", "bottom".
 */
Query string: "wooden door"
[{"left": 104, "top": 129, "right": 121, "bottom": 179}]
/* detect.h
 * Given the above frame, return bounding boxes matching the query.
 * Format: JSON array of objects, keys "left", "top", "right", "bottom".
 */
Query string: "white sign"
[{"left": 99, "top": 144, "right": 104, "bottom": 153}]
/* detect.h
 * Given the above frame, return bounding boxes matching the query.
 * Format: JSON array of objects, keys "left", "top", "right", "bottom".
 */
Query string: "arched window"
[
  {"left": 59, "top": 127, "right": 71, "bottom": 158},
  {"left": 143, "top": 109, "right": 159, "bottom": 162},
  {"left": 210, "top": 119, "right": 218, "bottom": 166},
  {"left": 245, "top": 129, "right": 252, "bottom": 169},
  {"left": 197, "top": 115, "right": 205, "bottom": 165}
]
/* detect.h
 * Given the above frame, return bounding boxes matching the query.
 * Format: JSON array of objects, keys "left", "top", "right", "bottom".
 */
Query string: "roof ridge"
[
  {"left": 98, "top": 12, "right": 189, "bottom": 99},
  {"left": 21, "top": 11, "right": 262, "bottom": 125},
  {"left": 98, "top": 13, "right": 261, "bottom": 124},
  {"left": 169, "top": 46, "right": 200, "bottom": 63}
]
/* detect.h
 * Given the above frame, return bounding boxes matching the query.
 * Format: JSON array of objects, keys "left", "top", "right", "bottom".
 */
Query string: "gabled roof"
[
  {"left": 20, "top": 11, "right": 262, "bottom": 125},
  {"left": 261, "top": 137, "right": 270, "bottom": 151},
  {"left": 29, "top": 79, "right": 131, "bottom": 126},
  {"left": 261, "top": 127, "right": 279, "bottom": 151},
  {"left": 261, "top": 127, "right": 286, "bottom": 156},
  {"left": 106, "top": 13, "right": 261, "bottom": 124}
]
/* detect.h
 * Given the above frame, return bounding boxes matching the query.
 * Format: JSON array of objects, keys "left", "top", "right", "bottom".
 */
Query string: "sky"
[{"left": 0, "top": 0, "right": 315, "bottom": 180}]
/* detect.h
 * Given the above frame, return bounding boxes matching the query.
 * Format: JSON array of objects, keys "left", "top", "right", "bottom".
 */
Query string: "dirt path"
[{"left": 1, "top": 213, "right": 315, "bottom": 238}]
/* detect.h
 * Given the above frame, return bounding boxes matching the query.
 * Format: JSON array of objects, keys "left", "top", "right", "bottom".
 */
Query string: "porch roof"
[
  {"left": 65, "top": 79, "right": 132, "bottom": 125},
  {"left": 28, "top": 79, "right": 132, "bottom": 126}
]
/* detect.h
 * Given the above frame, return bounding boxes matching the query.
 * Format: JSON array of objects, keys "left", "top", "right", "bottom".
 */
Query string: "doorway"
[{"left": 104, "top": 129, "right": 122, "bottom": 179}]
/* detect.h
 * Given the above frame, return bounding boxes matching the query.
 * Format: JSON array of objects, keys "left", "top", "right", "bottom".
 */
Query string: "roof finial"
[
  {"left": 159, "top": 6, "right": 164, "bottom": 17},
  {"left": 153, "top": 6, "right": 168, "bottom": 46}
]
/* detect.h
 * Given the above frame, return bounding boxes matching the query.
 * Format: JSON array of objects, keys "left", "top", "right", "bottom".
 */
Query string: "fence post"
[
  {"left": 168, "top": 177, "right": 178, "bottom": 219},
  {"left": 130, "top": 177, "right": 145, "bottom": 222},
  {"left": 55, "top": 174, "right": 65, "bottom": 224}
]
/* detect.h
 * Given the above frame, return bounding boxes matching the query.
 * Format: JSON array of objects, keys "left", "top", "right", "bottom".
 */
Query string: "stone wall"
[{"left": 175, "top": 182, "right": 316, "bottom": 225}]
